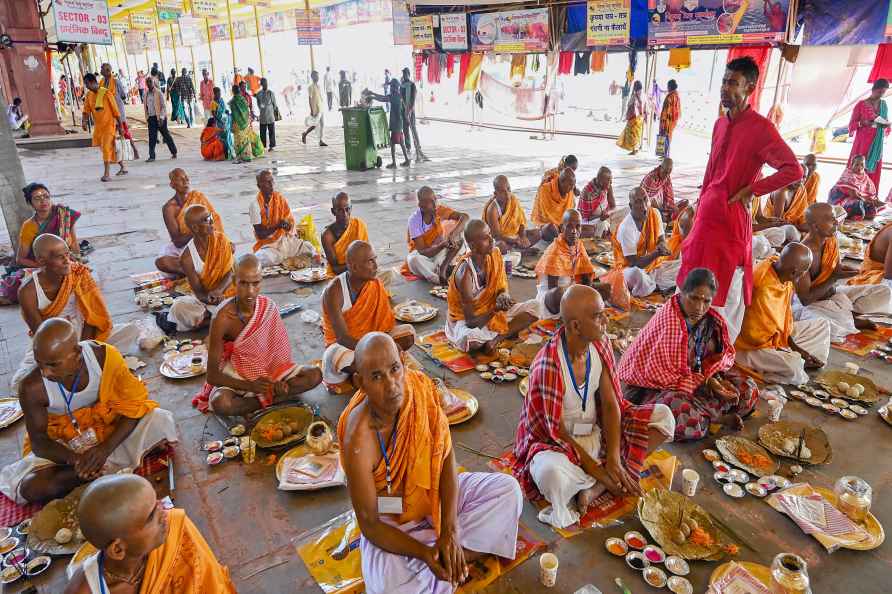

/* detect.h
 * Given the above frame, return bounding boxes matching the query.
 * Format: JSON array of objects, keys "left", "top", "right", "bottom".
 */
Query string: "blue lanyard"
[
  {"left": 57, "top": 367, "right": 82, "bottom": 431},
  {"left": 561, "top": 335, "right": 591, "bottom": 412},
  {"left": 685, "top": 318, "right": 708, "bottom": 373},
  {"left": 376, "top": 413, "right": 400, "bottom": 495},
  {"left": 98, "top": 551, "right": 108, "bottom": 594}
]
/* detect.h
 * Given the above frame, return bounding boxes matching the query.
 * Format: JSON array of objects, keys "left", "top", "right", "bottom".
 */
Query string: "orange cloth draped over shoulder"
[
  {"left": 763, "top": 185, "right": 808, "bottom": 226},
  {"left": 535, "top": 235, "right": 595, "bottom": 280},
  {"left": 337, "top": 368, "right": 451, "bottom": 532},
  {"left": 848, "top": 222, "right": 892, "bottom": 286},
  {"left": 252, "top": 191, "right": 295, "bottom": 251},
  {"left": 531, "top": 176, "right": 574, "bottom": 227},
  {"left": 175, "top": 191, "right": 224, "bottom": 237},
  {"left": 322, "top": 277, "right": 395, "bottom": 346},
  {"left": 804, "top": 172, "right": 820, "bottom": 205},
  {"left": 83, "top": 89, "right": 120, "bottom": 162},
  {"left": 326, "top": 217, "right": 369, "bottom": 275},
  {"left": 23, "top": 342, "right": 157, "bottom": 455},
  {"left": 199, "top": 232, "right": 236, "bottom": 298},
  {"left": 645, "top": 217, "right": 684, "bottom": 273},
  {"left": 200, "top": 126, "right": 225, "bottom": 161},
  {"left": 447, "top": 248, "right": 509, "bottom": 334},
  {"left": 141, "top": 509, "right": 237, "bottom": 594},
  {"left": 610, "top": 207, "right": 662, "bottom": 269},
  {"left": 812, "top": 236, "right": 839, "bottom": 286},
  {"left": 407, "top": 205, "right": 454, "bottom": 252},
  {"left": 484, "top": 194, "right": 527, "bottom": 238},
  {"left": 735, "top": 257, "right": 792, "bottom": 352},
  {"left": 38, "top": 262, "right": 112, "bottom": 341}
]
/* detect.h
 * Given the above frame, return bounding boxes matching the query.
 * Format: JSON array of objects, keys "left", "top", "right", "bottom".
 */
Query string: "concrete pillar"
[
  {"left": 0, "top": 0, "right": 65, "bottom": 136},
  {"left": 0, "top": 96, "right": 30, "bottom": 252}
]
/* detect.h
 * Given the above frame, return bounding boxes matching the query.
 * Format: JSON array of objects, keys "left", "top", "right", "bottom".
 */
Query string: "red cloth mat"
[
  {"left": 0, "top": 494, "right": 42, "bottom": 528},
  {"left": 832, "top": 327, "right": 892, "bottom": 357}
]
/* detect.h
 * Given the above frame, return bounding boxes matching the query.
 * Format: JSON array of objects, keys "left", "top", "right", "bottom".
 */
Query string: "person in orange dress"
[
  {"left": 321, "top": 192, "right": 369, "bottom": 275},
  {"left": 483, "top": 175, "right": 541, "bottom": 252},
  {"left": 404, "top": 186, "right": 469, "bottom": 285},
  {"left": 847, "top": 221, "right": 892, "bottom": 287},
  {"left": 802, "top": 154, "right": 820, "bottom": 205},
  {"left": 251, "top": 170, "right": 316, "bottom": 267},
  {"left": 765, "top": 177, "right": 809, "bottom": 231},
  {"left": 611, "top": 188, "right": 672, "bottom": 296},
  {"left": 82, "top": 73, "right": 125, "bottom": 182},
  {"left": 531, "top": 168, "right": 576, "bottom": 241},
  {"left": 658, "top": 80, "right": 681, "bottom": 156},
  {"left": 200, "top": 117, "right": 226, "bottom": 161}
]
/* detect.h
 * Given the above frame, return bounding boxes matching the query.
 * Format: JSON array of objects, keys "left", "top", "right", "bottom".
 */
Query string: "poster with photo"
[
  {"left": 469, "top": 8, "right": 549, "bottom": 53},
  {"left": 647, "top": 0, "right": 789, "bottom": 47}
]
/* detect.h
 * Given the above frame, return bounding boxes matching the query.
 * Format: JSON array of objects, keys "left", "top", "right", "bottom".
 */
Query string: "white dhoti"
[
  {"left": 208, "top": 361, "right": 302, "bottom": 412},
  {"left": 624, "top": 267, "right": 657, "bottom": 297},
  {"left": 760, "top": 225, "right": 800, "bottom": 248},
  {"left": 752, "top": 234, "right": 773, "bottom": 261},
  {"left": 322, "top": 326, "right": 416, "bottom": 385},
  {"left": 406, "top": 244, "right": 468, "bottom": 284},
  {"left": 582, "top": 218, "right": 610, "bottom": 238},
  {"left": 445, "top": 299, "right": 539, "bottom": 352},
  {"left": 0, "top": 408, "right": 178, "bottom": 504},
  {"left": 713, "top": 267, "right": 745, "bottom": 344},
  {"left": 360, "top": 472, "right": 522, "bottom": 594},
  {"left": 255, "top": 235, "right": 316, "bottom": 267},
  {"left": 535, "top": 277, "right": 572, "bottom": 320},
  {"left": 735, "top": 318, "right": 832, "bottom": 385},
  {"left": 167, "top": 296, "right": 219, "bottom": 332},
  {"left": 157, "top": 242, "right": 187, "bottom": 279},
  {"left": 793, "top": 284, "right": 892, "bottom": 342},
  {"left": 651, "top": 259, "right": 682, "bottom": 291}
]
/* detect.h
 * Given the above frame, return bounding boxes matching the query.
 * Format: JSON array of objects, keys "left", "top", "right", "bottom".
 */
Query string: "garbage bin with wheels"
[{"left": 341, "top": 107, "right": 388, "bottom": 171}]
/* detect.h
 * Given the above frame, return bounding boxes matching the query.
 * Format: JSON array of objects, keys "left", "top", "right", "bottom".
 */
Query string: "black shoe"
[
  {"left": 145, "top": 157, "right": 155, "bottom": 162},
  {"left": 319, "top": 141, "right": 328, "bottom": 147}
]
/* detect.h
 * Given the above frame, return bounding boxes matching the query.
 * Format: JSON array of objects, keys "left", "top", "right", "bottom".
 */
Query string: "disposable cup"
[
  {"left": 539, "top": 552, "right": 559, "bottom": 587},
  {"left": 682, "top": 469, "right": 700, "bottom": 497}
]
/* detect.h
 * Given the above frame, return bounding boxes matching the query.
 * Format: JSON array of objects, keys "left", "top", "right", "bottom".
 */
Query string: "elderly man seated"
[
  {"left": 541, "top": 154, "right": 578, "bottom": 186},
  {"left": 338, "top": 332, "right": 523, "bottom": 593},
  {"left": 322, "top": 241, "right": 414, "bottom": 388},
  {"left": 198, "top": 254, "right": 322, "bottom": 415},
  {"left": 534, "top": 209, "right": 598, "bottom": 320},
  {"left": 512, "top": 285, "right": 674, "bottom": 529},
  {"left": 848, "top": 220, "right": 892, "bottom": 288},
  {"left": 578, "top": 166, "right": 617, "bottom": 239},
  {"left": 155, "top": 168, "right": 223, "bottom": 277},
  {"left": 446, "top": 220, "right": 538, "bottom": 354},
  {"left": 764, "top": 177, "right": 809, "bottom": 232},
  {"left": 531, "top": 168, "right": 576, "bottom": 242},
  {"left": 640, "top": 158, "right": 686, "bottom": 222},
  {"left": 801, "top": 154, "right": 820, "bottom": 205},
  {"left": 166, "top": 204, "right": 235, "bottom": 332},
  {"left": 619, "top": 269, "right": 759, "bottom": 441},
  {"left": 735, "top": 243, "right": 831, "bottom": 385},
  {"left": 483, "top": 175, "right": 541, "bottom": 253},
  {"left": 404, "top": 186, "right": 469, "bottom": 285},
  {"left": 321, "top": 192, "right": 369, "bottom": 275},
  {"left": 251, "top": 169, "right": 316, "bottom": 267},
  {"left": 612, "top": 187, "right": 673, "bottom": 296},
  {"left": 63, "top": 474, "right": 236, "bottom": 593},
  {"left": 794, "top": 203, "right": 892, "bottom": 341},
  {"left": 0, "top": 318, "right": 178, "bottom": 504}
]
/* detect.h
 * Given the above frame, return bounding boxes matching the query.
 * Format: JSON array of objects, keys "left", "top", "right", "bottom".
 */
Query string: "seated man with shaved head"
[
  {"left": 534, "top": 209, "right": 599, "bottom": 320},
  {"left": 765, "top": 177, "right": 809, "bottom": 232},
  {"left": 793, "top": 203, "right": 892, "bottom": 342},
  {"left": 847, "top": 219, "right": 892, "bottom": 288},
  {"left": 251, "top": 169, "right": 316, "bottom": 267},
  {"left": 735, "top": 243, "right": 831, "bottom": 385},
  {"left": 404, "top": 186, "right": 469, "bottom": 285},
  {"left": 64, "top": 474, "right": 235, "bottom": 593},
  {"left": 322, "top": 240, "right": 414, "bottom": 389},
  {"left": 166, "top": 204, "right": 236, "bottom": 332},
  {"left": 513, "top": 285, "right": 674, "bottom": 529},
  {"left": 483, "top": 175, "right": 541, "bottom": 253},
  {"left": 196, "top": 254, "right": 322, "bottom": 415},
  {"left": 0, "top": 318, "right": 177, "bottom": 504},
  {"left": 338, "top": 332, "right": 522, "bottom": 593},
  {"left": 611, "top": 187, "right": 674, "bottom": 296},
  {"left": 578, "top": 166, "right": 617, "bottom": 239},
  {"left": 446, "top": 220, "right": 538, "bottom": 353},
  {"left": 541, "top": 154, "right": 578, "bottom": 186},
  {"left": 321, "top": 191, "right": 369, "bottom": 276},
  {"left": 531, "top": 168, "right": 576, "bottom": 242},
  {"left": 155, "top": 168, "right": 223, "bottom": 277},
  {"left": 640, "top": 158, "right": 687, "bottom": 223}
]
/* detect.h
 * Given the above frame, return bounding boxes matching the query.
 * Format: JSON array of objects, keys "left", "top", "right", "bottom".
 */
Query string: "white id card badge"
[
  {"left": 572, "top": 423, "right": 594, "bottom": 436},
  {"left": 67, "top": 427, "right": 99, "bottom": 453},
  {"left": 377, "top": 496, "right": 404, "bottom": 515}
]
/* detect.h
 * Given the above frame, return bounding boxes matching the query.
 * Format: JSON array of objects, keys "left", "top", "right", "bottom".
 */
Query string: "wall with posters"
[
  {"left": 647, "top": 0, "right": 789, "bottom": 47},
  {"left": 469, "top": 8, "right": 550, "bottom": 53},
  {"left": 800, "top": 0, "right": 890, "bottom": 46}
]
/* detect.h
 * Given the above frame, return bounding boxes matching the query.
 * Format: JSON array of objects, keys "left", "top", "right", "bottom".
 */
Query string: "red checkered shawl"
[
  {"left": 512, "top": 328, "right": 629, "bottom": 501},
  {"left": 617, "top": 294, "right": 734, "bottom": 395}
]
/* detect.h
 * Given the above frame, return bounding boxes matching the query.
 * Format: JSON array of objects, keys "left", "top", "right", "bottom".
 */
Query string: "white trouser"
[
  {"left": 793, "top": 284, "right": 892, "bottom": 342},
  {"left": 735, "top": 318, "right": 832, "bottom": 385},
  {"left": 167, "top": 296, "right": 220, "bottom": 332},
  {"left": 651, "top": 258, "right": 683, "bottom": 291},
  {"left": 760, "top": 225, "right": 800, "bottom": 248},
  {"left": 322, "top": 326, "right": 415, "bottom": 384},
  {"left": 713, "top": 267, "right": 745, "bottom": 344},
  {"left": 444, "top": 299, "right": 539, "bottom": 352},
  {"left": 624, "top": 267, "right": 657, "bottom": 297},
  {"left": 255, "top": 236, "right": 316, "bottom": 267},
  {"left": 752, "top": 235, "right": 773, "bottom": 261},
  {"left": 406, "top": 243, "right": 467, "bottom": 283}
]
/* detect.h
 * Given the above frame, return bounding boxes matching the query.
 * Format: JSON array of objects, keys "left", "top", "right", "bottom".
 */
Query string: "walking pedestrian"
[
  {"left": 256, "top": 77, "right": 279, "bottom": 151},
  {"left": 100, "top": 63, "right": 140, "bottom": 160},
  {"left": 301, "top": 70, "right": 327, "bottom": 146},
  {"left": 367, "top": 79, "right": 410, "bottom": 168},
  {"left": 143, "top": 76, "right": 178, "bottom": 162},
  {"left": 400, "top": 67, "right": 428, "bottom": 162},
  {"left": 323, "top": 66, "right": 334, "bottom": 110},
  {"left": 199, "top": 68, "right": 214, "bottom": 116},
  {"left": 172, "top": 68, "right": 196, "bottom": 128},
  {"left": 338, "top": 70, "right": 352, "bottom": 108}
]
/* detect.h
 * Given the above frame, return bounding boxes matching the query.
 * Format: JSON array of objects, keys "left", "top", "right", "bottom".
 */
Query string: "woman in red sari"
[
  {"left": 829, "top": 155, "right": 883, "bottom": 220},
  {"left": 848, "top": 78, "right": 890, "bottom": 190}
]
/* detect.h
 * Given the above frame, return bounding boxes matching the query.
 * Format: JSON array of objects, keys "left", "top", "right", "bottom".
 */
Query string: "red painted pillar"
[{"left": 0, "top": 0, "right": 65, "bottom": 136}]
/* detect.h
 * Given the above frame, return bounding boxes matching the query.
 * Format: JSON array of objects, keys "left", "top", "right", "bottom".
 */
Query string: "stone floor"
[{"left": 0, "top": 120, "right": 889, "bottom": 593}]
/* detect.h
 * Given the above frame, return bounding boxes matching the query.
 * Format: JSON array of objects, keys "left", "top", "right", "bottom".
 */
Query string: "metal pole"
[
  {"left": 154, "top": 4, "right": 165, "bottom": 75},
  {"left": 253, "top": 3, "right": 264, "bottom": 76},
  {"left": 305, "top": 0, "right": 315, "bottom": 71},
  {"left": 190, "top": 46, "right": 198, "bottom": 79},
  {"left": 205, "top": 17, "right": 216, "bottom": 83},
  {"left": 170, "top": 24, "right": 179, "bottom": 73},
  {"left": 225, "top": 0, "right": 237, "bottom": 78}
]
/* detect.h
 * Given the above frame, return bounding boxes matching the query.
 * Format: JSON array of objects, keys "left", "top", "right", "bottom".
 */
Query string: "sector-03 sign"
[
  {"left": 647, "top": 0, "right": 789, "bottom": 47},
  {"left": 440, "top": 13, "right": 468, "bottom": 50},
  {"left": 411, "top": 15, "right": 435, "bottom": 50},
  {"left": 469, "top": 8, "right": 549, "bottom": 53},
  {"left": 587, "top": 0, "right": 630, "bottom": 46},
  {"left": 295, "top": 9, "right": 322, "bottom": 46},
  {"left": 52, "top": 0, "right": 112, "bottom": 45}
]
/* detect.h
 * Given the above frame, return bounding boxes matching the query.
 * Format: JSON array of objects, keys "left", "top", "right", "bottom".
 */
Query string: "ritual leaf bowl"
[
  {"left": 757, "top": 421, "right": 832, "bottom": 465},
  {"left": 638, "top": 488, "right": 731, "bottom": 560},
  {"left": 27, "top": 485, "right": 86, "bottom": 555},
  {"left": 816, "top": 371, "right": 879, "bottom": 404},
  {"left": 250, "top": 405, "right": 315, "bottom": 449},
  {"left": 715, "top": 436, "right": 778, "bottom": 478}
]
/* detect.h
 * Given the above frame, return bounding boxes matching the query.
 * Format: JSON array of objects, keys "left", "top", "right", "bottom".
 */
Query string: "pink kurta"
[
  {"left": 848, "top": 99, "right": 889, "bottom": 190},
  {"left": 677, "top": 107, "right": 802, "bottom": 306}
]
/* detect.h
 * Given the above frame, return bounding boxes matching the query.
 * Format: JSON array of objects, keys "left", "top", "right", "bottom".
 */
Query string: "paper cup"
[
  {"left": 768, "top": 399, "right": 784, "bottom": 422},
  {"left": 539, "top": 552, "right": 559, "bottom": 587},
  {"left": 681, "top": 469, "right": 700, "bottom": 497},
  {"left": 845, "top": 362, "right": 860, "bottom": 374}
]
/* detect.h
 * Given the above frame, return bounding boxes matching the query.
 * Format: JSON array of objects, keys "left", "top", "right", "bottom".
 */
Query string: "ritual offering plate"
[
  {"left": 28, "top": 485, "right": 86, "bottom": 555},
  {"left": 745, "top": 483, "right": 768, "bottom": 498},
  {"left": 715, "top": 436, "right": 778, "bottom": 478},
  {"left": 728, "top": 469, "right": 749, "bottom": 484},
  {"left": 429, "top": 286, "right": 449, "bottom": 300},
  {"left": 667, "top": 575, "right": 693, "bottom": 594},
  {"left": 250, "top": 405, "right": 314, "bottom": 449},
  {"left": 821, "top": 402, "right": 840, "bottom": 414},
  {"left": 440, "top": 388, "right": 479, "bottom": 425},
  {"left": 275, "top": 443, "right": 345, "bottom": 491},
  {"left": 757, "top": 421, "right": 832, "bottom": 465},
  {"left": 816, "top": 370, "right": 879, "bottom": 403},
  {"left": 1, "top": 565, "right": 20, "bottom": 584},
  {"left": 723, "top": 483, "right": 745, "bottom": 498},
  {"left": 15, "top": 520, "right": 30, "bottom": 536},
  {"left": 757, "top": 475, "right": 790, "bottom": 492},
  {"left": 393, "top": 300, "right": 438, "bottom": 323},
  {"left": 803, "top": 396, "right": 823, "bottom": 407},
  {"left": 643, "top": 566, "right": 668, "bottom": 588},
  {"left": 638, "top": 488, "right": 731, "bottom": 560},
  {"left": 0, "top": 398, "right": 23, "bottom": 430},
  {"left": 0, "top": 537, "right": 17, "bottom": 555},
  {"left": 605, "top": 537, "right": 628, "bottom": 556},
  {"left": 879, "top": 403, "right": 892, "bottom": 426},
  {"left": 665, "top": 555, "right": 689, "bottom": 576},
  {"left": 849, "top": 404, "right": 869, "bottom": 416},
  {"left": 510, "top": 265, "right": 536, "bottom": 279},
  {"left": 623, "top": 530, "right": 647, "bottom": 550},
  {"left": 160, "top": 351, "right": 207, "bottom": 379},
  {"left": 25, "top": 555, "right": 51, "bottom": 577},
  {"left": 290, "top": 267, "right": 328, "bottom": 283},
  {"left": 702, "top": 448, "right": 721, "bottom": 462},
  {"left": 840, "top": 408, "right": 858, "bottom": 420},
  {"left": 594, "top": 252, "right": 614, "bottom": 266},
  {"left": 708, "top": 561, "right": 772, "bottom": 592},
  {"left": 712, "top": 460, "right": 731, "bottom": 473},
  {"left": 518, "top": 376, "right": 529, "bottom": 398}
]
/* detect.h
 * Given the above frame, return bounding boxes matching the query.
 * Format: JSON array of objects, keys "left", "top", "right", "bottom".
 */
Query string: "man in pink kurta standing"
[
  {"left": 677, "top": 57, "right": 802, "bottom": 342},
  {"left": 848, "top": 78, "right": 890, "bottom": 192}
]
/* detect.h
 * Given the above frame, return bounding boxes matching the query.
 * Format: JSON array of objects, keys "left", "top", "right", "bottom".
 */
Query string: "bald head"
[
  {"left": 630, "top": 186, "right": 648, "bottom": 220},
  {"left": 33, "top": 318, "right": 80, "bottom": 382},
  {"left": 805, "top": 202, "right": 834, "bottom": 226},
  {"left": 183, "top": 204, "right": 209, "bottom": 231},
  {"left": 168, "top": 168, "right": 189, "bottom": 195},
  {"left": 33, "top": 318, "right": 78, "bottom": 355},
  {"left": 79, "top": 474, "right": 159, "bottom": 550},
  {"left": 235, "top": 252, "right": 261, "bottom": 275},
  {"left": 776, "top": 242, "right": 813, "bottom": 283},
  {"left": 463, "top": 218, "right": 488, "bottom": 244},
  {"left": 417, "top": 186, "right": 437, "bottom": 216},
  {"left": 332, "top": 191, "right": 350, "bottom": 210},
  {"left": 354, "top": 331, "right": 398, "bottom": 374},
  {"left": 346, "top": 239, "right": 372, "bottom": 265},
  {"left": 32, "top": 233, "right": 66, "bottom": 260},
  {"left": 256, "top": 169, "right": 274, "bottom": 196},
  {"left": 560, "top": 284, "right": 603, "bottom": 324},
  {"left": 560, "top": 208, "right": 582, "bottom": 245},
  {"left": 560, "top": 284, "right": 607, "bottom": 344},
  {"left": 558, "top": 168, "right": 576, "bottom": 194},
  {"left": 659, "top": 158, "right": 673, "bottom": 177},
  {"left": 345, "top": 239, "right": 377, "bottom": 281}
]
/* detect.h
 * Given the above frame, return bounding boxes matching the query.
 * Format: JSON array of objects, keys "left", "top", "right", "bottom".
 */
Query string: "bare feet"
[
  {"left": 100, "top": 175, "right": 111, "bottom": 182},
  {"left": 718, "top": 413, "right": 745, "bottom": 431},
  {"left": 386, "top": 162, "right": 397, "bottom": 169},
  {"left": 854, "top": 316, "right": 878, "bottom": 331},
  {"left": 576, "top": 484, "right": 606, "bottom": 513},
  {"left": 481, "top": 337, "right": 500, "bottom": 355}
]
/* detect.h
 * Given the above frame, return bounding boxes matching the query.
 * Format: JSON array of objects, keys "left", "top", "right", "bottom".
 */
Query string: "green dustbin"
[{"left": 341, "top": 107, "right": 388, "bottom": 171}]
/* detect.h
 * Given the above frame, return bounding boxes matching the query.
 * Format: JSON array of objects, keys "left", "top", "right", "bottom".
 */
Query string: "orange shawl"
[
  {"left": 407, "top": 205, "right": 454, "bottom": 252},
  {"left": 326, "top": 217, "right": 369, "bottom": 275},
  {"left": 612, "top": 208, "right": 663, "bottom": 269},
  {"left": 646, "top": 218, "right": 684, "bottom": 273},
  {"left": 175, "top": 191, "right": 224, "bottom": 236},
  {"left": 200, "top": 127, "right": 225, "bottom": 161},
  {"left": 447, "top": 248, "right": 509, "bottom": 333},
  {"left": 23, "top": 342, "right": 157, "bottom": 454},
  {"left": 484, "top": 194, "right": 527, "bottom": 238},
  {"left": 337, "top": 368, "right": 451, "bottom": 532},
  {"left": 812, "top": 236, "right": 839, "bottom": 286},
  {"left": 197, "top": 232, "right": 236, "bottom": 297},
  {"left": 848, "top": 222, "right": 892, "bottom": 286},
  {"left": 804, "top": 172, "right": 820, "bottom": 205},
  {"left": 252, "top": 191, "right": 295, "bottom": 251},
  {"left": 39, "top": 262, "right": 112, "bottom": 341},
  {"left": 141, "top": 509, "right": 236, "bottom": 594},
  {"left": 534, "top": 235, "right": 595, "bottom": 280},
  {"left": 531, "top": 176, "right": 574, "bottom": 227},
  {"left": 322, "top": 277, "right": 395, "bottom": 346},
  {"left": 763, "top": 185, "right": 808, "bottom": 226},
  {"left": 735, "top": 257, "right": 793, "bottom": 351}
]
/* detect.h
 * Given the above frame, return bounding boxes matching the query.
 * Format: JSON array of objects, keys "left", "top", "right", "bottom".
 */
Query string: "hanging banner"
[
  {"left": 800, "top": 0, "right": 888, "bottom": 46},
  {"left": 392, "top": 0, "right": 411, "bottom": 45},
  {"left": 647, "top": 0, "right": 789, "bottom": 47},
  {"left": 110, "top": 21, "right": 128, "bottom": 34},
  {"left": 52, "top": 0, "right": 112, "bottom": 45},
  {"left": 191, "top": 0, "right": 217, "bottom": 17},
  {"left": 261, "top": 11, "right": 291, "bottom": 34},
  {"left": 130, "top": 11, "right": 154, "bottom": 28},
  {"left": 295, "top": 9, "right": 322, "bottom": 46},
  {"left": 178, "top": 16, "right": 201, "bottom": 46},
  {"left": 124, "top": 30, "right": 150, "bottom": 54},
  {"left": 440, "top": 13, "right": 468, "bottom": 50},
  {"left": 469, "top": 8, "right": 550, "bottom": 53},
  {"left": 411, "top": 15, "right": 435, "bottom": 50},
  {"left": 236, "top": 0, "right": 270, "bottom": 6},
  {"left": 586, "top": 0, "right": 630, "bottom": 47}
]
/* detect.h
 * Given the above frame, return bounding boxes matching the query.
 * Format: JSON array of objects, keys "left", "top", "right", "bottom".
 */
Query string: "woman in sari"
[
  {"left": 658, "top": 79, "right": 681, "bottom": 157},
  {"left": 200, "top": 117, "right": 226, "bottom": 161},
  {"left": 829, "top": 155, "right": 884, "bottom": 220},
  {"left": 0, "top": 183, "right": 81, "bottom": 304},
  {"left": 228, "top": 85, "right": 264, "bottom": 163},
  {"left": 617, "top": 268, "right": 759, "bottom": 441},
  {"left": 210, "top": 87, "right": 233, "bottom": 160},
  {"left": 848, "top": 78, "right": 890, "bottom": 190},
  {"left": 616, "top": 80, "right": 644, "bottom": 155},
  {"left": 168, "top": 69, "right": 182, "bottom": 124}
]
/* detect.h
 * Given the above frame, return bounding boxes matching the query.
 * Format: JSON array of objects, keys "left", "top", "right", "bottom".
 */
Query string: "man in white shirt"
[
  {"left": 323, "top": 66, "right": 334, "bottom": 111},
  {"left": 301, "top": 70, "right": 327, "bottom": 147},
  {"left": 6, "top": 97, "right": 30, "bottom": 137},
  {"left": 614, "top": 188, "right": 671, "bottom": 296}
]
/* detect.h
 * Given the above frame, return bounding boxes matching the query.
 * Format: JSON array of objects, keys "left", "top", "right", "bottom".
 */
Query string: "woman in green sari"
[
  {"left": 211, "top": 86, "right": 233, "bottom": 159},
  {"left": 228, "top": 85, "right": 264, "bottom": 163}
]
